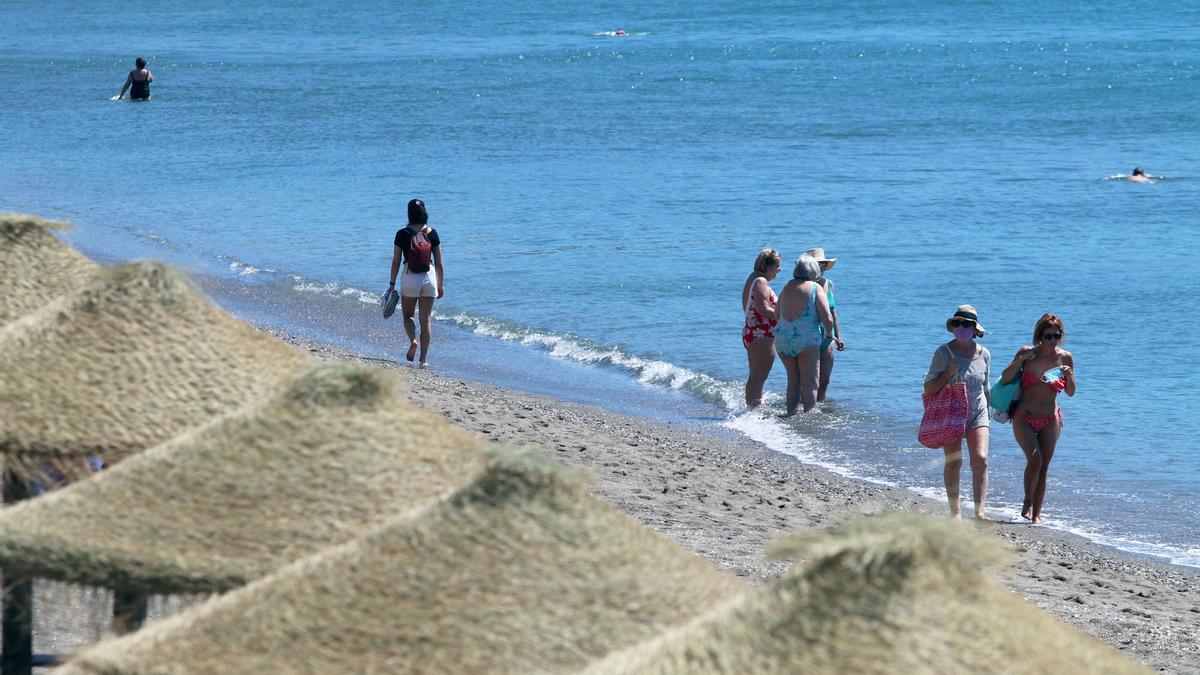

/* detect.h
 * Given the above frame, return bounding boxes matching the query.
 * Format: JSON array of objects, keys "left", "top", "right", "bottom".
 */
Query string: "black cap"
[{"left": 407, "top": 199, "right": 428, "bottom": 225}]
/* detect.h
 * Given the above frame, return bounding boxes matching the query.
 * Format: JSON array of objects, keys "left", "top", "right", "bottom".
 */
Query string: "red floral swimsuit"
[{"left": 742, "top": 288, "right": 777, "bottom": 348}]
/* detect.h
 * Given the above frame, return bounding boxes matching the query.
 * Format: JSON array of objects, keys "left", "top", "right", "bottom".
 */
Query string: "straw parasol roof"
[
  {"left": 0, "top": 363, "right": 488, "bottom": 594},
  {"left": 0, "top": 212, "right": 98, "bottom": 325},
  {"left": 584, "top": 513, "right": 1148, "bottom": 675},
  {"left": 0, "top": 260, "right": 310, "bottom": 482},
  {"left": 61, "top": 452, "right": 745, "bottom": 675}
]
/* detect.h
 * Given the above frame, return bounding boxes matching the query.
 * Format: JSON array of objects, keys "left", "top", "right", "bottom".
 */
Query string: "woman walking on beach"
[
  {"left": 774, "top": 254, "right": 834, "bottom": 416},
  {"left": 1000, "top": 313, "right": 1075, "bottom": 524},
  {"left": 388, "top": 198, "right": 444, "bottom": 368},
  {"left": 806, "top": 247, "right": 845, "bottom": 402},
  {"left": 924, "top": 305, "right": 991, "bottom": 520},
  {"left": 742, "top": 248, "right": 781, "bottom": 407},
  {"left": 117, "top": 57, "right": 153, "bottom": 100}
]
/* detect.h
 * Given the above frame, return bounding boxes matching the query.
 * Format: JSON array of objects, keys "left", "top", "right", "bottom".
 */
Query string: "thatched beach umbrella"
[
  {"left": 0, "top": 363, "right": 486, "bottom": 594},
  {"left": 0, "top": 364, "right": 489, "bottom": 672},
  {"left": 0, "top": 260, "right": 309, "bottom": 485},
  {"left": 60, "top": 452, "right": 744, "bottom": 675},
  {"left": 584, "top": 514, "right": 1147, "bottom": 675},
  {"left": 0, "top": 213, "right": 98, "bottom": 325},
  {"left": 0, "top": 260, "right": 308, "bottom": 673}
]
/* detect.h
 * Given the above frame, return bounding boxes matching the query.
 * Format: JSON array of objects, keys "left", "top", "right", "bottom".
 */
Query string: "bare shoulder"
[
  {"left": 1060, "top": 349, "right": 1074, "bottom": 363},
  {"left": 1015, "top": 345, "right": 1033, "bottom": 357}
]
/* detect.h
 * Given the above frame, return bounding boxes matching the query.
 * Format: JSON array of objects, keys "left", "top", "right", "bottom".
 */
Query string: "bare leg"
[
  {"left": 401, "top": 296, "right": 419, "bottom": 362},
  {"left": 1012, "top": 418, "right": 1041, "bottom": 521},
  {"left": 1030, "top": 418, "right": 1062, "bottom": 524},
  {"left": 797, "top": 346, "right": 820, "bottom": 413},
  {"left": 817, "top": 342, "right": 834, "bottom": 402},
  {"left": 966, "top": 426, "right": 990, "bottom": 520},
  {"left": 744, "top": 338, "right": 776, "bottom": 407},
  {"left": 777, "top": 354, "right": 801, "bottom": 416},
  {"left": 417, "top": 296, "right": 435, "bottom": 366},
  {"left": 942, "top": 441, "right": 963, "bottom": 518}
]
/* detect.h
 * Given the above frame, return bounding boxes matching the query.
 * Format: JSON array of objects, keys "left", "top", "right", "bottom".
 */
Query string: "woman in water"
[
  {"left": 741, "top": 248, "right": 781, "bottom": 407},
  {"left": 806, "top": 247, "right": 845, "bottom": 402},
  {"left": 773, "top": 254, "right": 834, "bottom": 416},
  {"left": 388, "top": 198, "right": 444, "bottom": 368},
  {"left": 924, "top": 305, "right": 991, "bottom": 520},
  {"left": 117, "top": 57, "right": 153, "bottom": 100},
  {"left": 1000, "top": 313, "right": 1076, "bottom": 524}
]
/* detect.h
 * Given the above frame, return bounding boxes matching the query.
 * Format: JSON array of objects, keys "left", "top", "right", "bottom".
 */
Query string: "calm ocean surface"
[{"left": 3, "top": 1, "right": 1197, "bottom": 567}]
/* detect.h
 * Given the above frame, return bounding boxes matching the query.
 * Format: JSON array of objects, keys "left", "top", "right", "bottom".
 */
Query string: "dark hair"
[
  {"left": 407, "top": 198, "right": 428, "bottom": 225},
  {"left": 135, "top": 57, "right": 147, "bottom": 69},
  {"left": 1132, "top": 167, "right": 1146, "bottom": 176},
  {"left": 1033, "top": 313, "right": 1065, "bottom": 344}
]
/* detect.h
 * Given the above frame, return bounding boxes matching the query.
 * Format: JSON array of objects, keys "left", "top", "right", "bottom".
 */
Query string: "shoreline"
[{"left": 268, "top": 326, "right": 1199, "bottom": 673}]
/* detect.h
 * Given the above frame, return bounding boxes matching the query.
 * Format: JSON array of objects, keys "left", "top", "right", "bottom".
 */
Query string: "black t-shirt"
[{"left": 393, "top": 226, "right": 441, "bottom": 266}]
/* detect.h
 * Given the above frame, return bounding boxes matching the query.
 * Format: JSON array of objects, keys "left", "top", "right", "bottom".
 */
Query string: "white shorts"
[{"left": 400, "top": 267, "right": 438, "bottom": 298}]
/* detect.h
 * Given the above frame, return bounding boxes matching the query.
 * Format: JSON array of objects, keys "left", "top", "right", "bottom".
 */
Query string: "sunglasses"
[
  {"left": 949, "top": 319, "right": 976, "bottom": 328},
  {"left": 1041, "top": 332, "right": 1063, "bottom": 340}
]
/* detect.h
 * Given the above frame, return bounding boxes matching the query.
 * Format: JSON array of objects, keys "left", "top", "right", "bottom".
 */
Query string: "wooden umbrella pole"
[
  {"left": 1, "top": 467, "right": 32, "bottom": 675},
  {"left": 112, "top": 589, "right": 148, "bottom": 635}
]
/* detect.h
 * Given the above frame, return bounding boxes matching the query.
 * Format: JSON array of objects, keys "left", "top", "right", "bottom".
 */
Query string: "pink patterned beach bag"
[{"left": 918, "top": 382, "right": 969, "bottom": 449}]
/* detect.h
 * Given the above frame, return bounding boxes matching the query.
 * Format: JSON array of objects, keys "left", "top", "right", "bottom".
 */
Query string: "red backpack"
[{"left": 407, "top": 227, "right": 433, "bottom": 273}]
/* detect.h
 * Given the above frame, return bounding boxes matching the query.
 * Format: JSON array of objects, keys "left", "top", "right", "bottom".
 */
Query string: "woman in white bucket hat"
[{"left": 805, "top": 248, "right": 845, "bottom": 403}]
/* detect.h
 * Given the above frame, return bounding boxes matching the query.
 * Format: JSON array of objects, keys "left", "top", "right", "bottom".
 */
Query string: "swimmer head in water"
[{"left": 1129, "top": 166, "right": 1151, "bottom": 183}]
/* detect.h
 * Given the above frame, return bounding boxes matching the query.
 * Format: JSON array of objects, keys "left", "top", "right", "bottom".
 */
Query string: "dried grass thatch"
[
  {"left": 0, "top": 260, "right": 310, "bottom": 483},
  {"left": 0, "top": 212, "right": 98, "bottom": 325},
  {"left": 584, "top": 514, "right": 1148, "bottom": 675},
  {"left": 0, "top": 364, "right": 488, "bottom": 595},
  {"left": 62, "top": 452, "right": 744, "bottom": 675}
]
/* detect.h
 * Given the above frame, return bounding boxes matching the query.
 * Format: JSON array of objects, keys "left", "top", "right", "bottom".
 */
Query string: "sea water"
[{"left": 2, "top": 0, "right": 1197, "bottom": 567}]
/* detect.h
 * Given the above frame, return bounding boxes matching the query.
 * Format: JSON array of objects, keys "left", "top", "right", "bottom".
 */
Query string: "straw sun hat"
[
  {"left": 804, "top": 247, "right": 837, "bottom": 270},
  {"left": 945, "top": 304, "right": 986, "bottom": 337}
]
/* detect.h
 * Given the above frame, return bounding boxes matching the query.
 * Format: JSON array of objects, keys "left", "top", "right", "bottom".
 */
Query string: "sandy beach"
[
  {"left": 274, "top": 329, "right": 1199, "bottom": 674},
  {"left": 24, "top": 325, "right": 1198, "bottom": 673}
]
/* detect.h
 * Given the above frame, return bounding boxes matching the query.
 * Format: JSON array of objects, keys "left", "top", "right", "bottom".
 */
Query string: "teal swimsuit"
[
  {"left": 775, "top": 283, "right": 824, "bottom": 357},
  {"left": 818, "top": 277, "right": 837, "bottom": 351}
]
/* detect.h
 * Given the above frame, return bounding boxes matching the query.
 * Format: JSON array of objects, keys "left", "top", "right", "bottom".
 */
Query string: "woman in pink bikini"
[
  {"left": 741, "top": 248, "right": 781, "bottom": 408},
  {"left": 1000, "top": 313, "right": 1076, "bottom": 524}
]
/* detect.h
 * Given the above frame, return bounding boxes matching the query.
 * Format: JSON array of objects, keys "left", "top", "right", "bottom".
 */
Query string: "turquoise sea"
[{"left": 3, "top": 1, "right": 1197, "bottom": 567}]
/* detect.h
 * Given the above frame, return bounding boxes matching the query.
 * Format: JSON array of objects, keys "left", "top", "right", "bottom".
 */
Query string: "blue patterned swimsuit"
[{"left": 775, "top": 283, "right": 824, "bottom": 357}]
